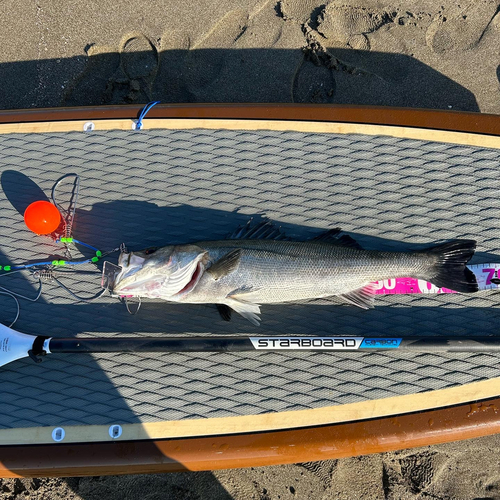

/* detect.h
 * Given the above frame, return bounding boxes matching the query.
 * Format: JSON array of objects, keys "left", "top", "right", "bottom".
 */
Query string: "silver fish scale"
[
  {"left": 183, "top": 240, "right": 433, "bottom": 304},
  {"left": 0, "top": 128, "right": 498, "bottom": 430}
]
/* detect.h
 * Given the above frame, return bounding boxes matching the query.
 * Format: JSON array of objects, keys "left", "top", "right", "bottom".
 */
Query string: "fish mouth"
[
  {"left": 112, "top": 252, "right": 206, "bottom": 299},
  {"left": 113, "top": 254, "right": 146, "bottom": 287}
]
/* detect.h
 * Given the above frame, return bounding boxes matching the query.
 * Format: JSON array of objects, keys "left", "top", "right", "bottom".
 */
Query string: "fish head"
[{"left": 111, "top": 244, "right": 207, "bottom": 299}]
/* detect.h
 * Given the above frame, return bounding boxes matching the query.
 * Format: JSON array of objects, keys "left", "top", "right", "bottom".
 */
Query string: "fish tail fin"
[{"left": 422, "top": 239, "right": 478, "bottom": 293}]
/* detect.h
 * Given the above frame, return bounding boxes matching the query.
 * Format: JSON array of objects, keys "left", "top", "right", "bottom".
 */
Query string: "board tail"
[{"left": 423, "top": 240, "right": 478, "bottom": 293}]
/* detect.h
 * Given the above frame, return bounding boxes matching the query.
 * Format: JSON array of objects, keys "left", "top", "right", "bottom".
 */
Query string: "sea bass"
[{"left": 111, "top": 221, "right": 478, "bottom": 325}]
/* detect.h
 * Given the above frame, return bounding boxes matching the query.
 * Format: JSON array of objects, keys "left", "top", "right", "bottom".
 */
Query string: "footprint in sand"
[
  {"left": 316, "top": 4, "right": 394, "bottom": 50},
  {"left": 104, "top": 33, "right": 159, "bottom": 103},
  {"left": 63, "top": 33, "right": 159, "bottom": 105},
  {"left": 292, "top": 58, "right": 336, "bottom": 103},
  {"left": 62, "top": 45, "right": 120, "bottom": 106},
  {"left": 152, "top": 31, "right": 194, "bottom": 102},
  {"left": 382, "top": 450, "right": 449, "bottom": 497},
  {"left": 287, "top": 2, "right": 401, "bottom": 104},
  {"left": 291, "top": 3, "right": 395, "bottom": 103},
  {"left": 426, "top": 1, "right": 500, "bottom": 53},
  {"left": 298, "top": 460, "right": 337, "bottom": 488},
  {"left": 278, "top": 0, "right": 322, "bottom": 24}
]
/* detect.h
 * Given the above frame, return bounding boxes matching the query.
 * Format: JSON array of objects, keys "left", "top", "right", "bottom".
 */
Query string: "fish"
[{"left": 111, "top": 220, "right": 478, "bottom": 325}]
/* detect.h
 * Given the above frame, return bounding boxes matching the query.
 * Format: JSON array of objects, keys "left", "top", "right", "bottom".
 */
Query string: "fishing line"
[
  {"left": 52, "top": 275, "right": 108, "bottom": 302},
  {"left": 0, "top": 291, "right": 20, "bottom": 328},
  {"left": 0, "top": 269, "right": 41, "bottom": 327},
  {"left": 51, "top": 172, "right": 80, "bottom": 243},
  {"left": 0, "top": 174, "right": 121, "bottom": 326},
  {"left": 0, "top": 270, "right": 43, "bottom": 302}
]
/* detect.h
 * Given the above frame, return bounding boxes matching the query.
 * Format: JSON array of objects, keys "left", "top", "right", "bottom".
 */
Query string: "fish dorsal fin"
[
  {"left": 340, "top": 283, "right": 376, "bottom": 309},
  {"left": 225, "top": 297, "right": 261, "bottom": 326},
  {"left": 228, "top": 219, "right": 288, "bottom": 240},
  {"left": 310, "top": 228, "right": 342, "bottom": 241},
  {"left": 336, "top": 235, "right": 363, "bottom": 250},
  {"left": 216, "top": 304, "right": 232, "bottom": 321},
  {"left": 312, "top": 229, "right": 363, "bottom": 250},
  {"left": 207, "top": 249, "right": 242, "bottom": 280}
]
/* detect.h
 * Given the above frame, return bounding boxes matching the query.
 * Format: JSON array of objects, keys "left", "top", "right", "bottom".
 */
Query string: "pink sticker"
[
  {"left": 482, "top": 268, "right": 496, "bottom": 286},
  {"left": 373, "top": 278, "right": 456, "bottom": 295}
]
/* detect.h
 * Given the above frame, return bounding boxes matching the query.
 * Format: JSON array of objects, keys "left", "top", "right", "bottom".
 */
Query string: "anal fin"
[{"left": 340, "top": 283, "right": 376, "bottom": 309}]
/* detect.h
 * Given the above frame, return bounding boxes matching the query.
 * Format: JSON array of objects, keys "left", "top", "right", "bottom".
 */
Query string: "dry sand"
[
  {"left": 1, "top": 0, "right": 500, "bottom": 499},
  {"left": 1, "top": 434, "right": 500, "bottom": 499},
  {"left": 0, "top": 0, "right": 499, "bottom": 111}
]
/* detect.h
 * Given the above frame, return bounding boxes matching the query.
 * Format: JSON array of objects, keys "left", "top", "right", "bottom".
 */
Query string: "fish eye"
[{"left": 144, "top": 247, "right": 158, "bottom": 255}]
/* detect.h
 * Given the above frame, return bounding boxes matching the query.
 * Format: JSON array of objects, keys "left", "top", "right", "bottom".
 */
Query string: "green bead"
[
  {"left": 3, "top": 266, "right": 9, "bottom": 271},
  {"left": 58, "top": 260, "right": 66, "bottom": 266},
  {"left": 61, "top": 237, "right": 67, "bottom": 243},
  {"left": 96, "top": 250, "right": 102, "bottom": 257},
  {"left": 91, "top": 256, "right": 99, "bottom": 263},
  {"left": 52, "top": 260, "right": 59, "bottom": 265},
  {"left": 0, "top": 266, "right": 3, "bottom": 271}
]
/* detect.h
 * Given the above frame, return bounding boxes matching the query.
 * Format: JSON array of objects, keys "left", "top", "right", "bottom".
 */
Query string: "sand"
[
  {"left": 2, "top": 434, "right": 500, "bottom": 499},
  {"left": 1, "top": 0, "right": 500, "bottom": 498},
  {"left": 0, "top": 0, "right": 499, "bottom": 111}
]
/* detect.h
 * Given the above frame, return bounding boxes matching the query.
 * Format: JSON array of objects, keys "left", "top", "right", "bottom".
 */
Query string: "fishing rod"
[{"left": 2, "top": 322, "right": 500, "bottom": 370}]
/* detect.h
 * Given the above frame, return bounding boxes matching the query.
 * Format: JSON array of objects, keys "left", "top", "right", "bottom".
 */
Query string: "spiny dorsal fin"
[
  {"left": 311, "top": 229, "right": 363, "bottom": 249},
  {"left": 207, "top": 249, "right": 242, "bottom": 280},
  {"left": 228, "top": 219, "right": 288, "bottom": 240},
  {"left": 340, "top": 283, "right": 376, "bottom": 309}
]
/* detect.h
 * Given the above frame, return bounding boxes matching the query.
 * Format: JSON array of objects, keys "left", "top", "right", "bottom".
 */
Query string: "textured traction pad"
[{"left": 0, "top": 127, "right": 499, "bottom": 429}]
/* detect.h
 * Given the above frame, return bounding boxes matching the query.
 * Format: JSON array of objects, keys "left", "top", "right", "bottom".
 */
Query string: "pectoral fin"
[
  {"left": 224, "top": 297, "right": 261, "bottom": 326},
  {"left": 207, "top": 249, "right": 242, "bottom": 280},
  {"left": 340, "top": 283, "right": 376, "bottom": 309}
]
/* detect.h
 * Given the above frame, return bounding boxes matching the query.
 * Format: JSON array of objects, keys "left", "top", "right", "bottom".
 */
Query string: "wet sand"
[{"left": 1, "top": 0, "right": 500, "bottom": 498}]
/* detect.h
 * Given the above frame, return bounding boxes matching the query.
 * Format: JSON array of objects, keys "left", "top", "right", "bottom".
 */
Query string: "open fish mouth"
[{"left": 112, "top": 250, "right": 207, "bottom": 299}]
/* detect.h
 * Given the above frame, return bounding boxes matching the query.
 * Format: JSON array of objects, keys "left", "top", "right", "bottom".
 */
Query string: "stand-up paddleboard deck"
[{"left": 0, "top": 121, "right": 500, "bottom": 446}]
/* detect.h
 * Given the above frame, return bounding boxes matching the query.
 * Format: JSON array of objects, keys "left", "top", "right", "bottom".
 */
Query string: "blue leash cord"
[
  {"left": 136, "top": 101, "right": 161, "bottom": 130},
  {"left": 7, "top": 238, "right": 102, "bottom": 271},
  {"left": 70, "top": 239, "right": 99, "bottom": 252}
]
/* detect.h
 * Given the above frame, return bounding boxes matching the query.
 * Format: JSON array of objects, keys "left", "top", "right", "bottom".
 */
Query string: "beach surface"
[
  {"left": 0, "top": 0, "right": 500, "bottom": 498},
  {"left": 0, "top": 0, "right": 499, "bottom": 112}
]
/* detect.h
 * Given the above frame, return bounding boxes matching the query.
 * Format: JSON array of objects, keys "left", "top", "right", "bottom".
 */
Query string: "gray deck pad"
[{"left": 0, "top": 127, "right": 499, "bottom": 429}]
